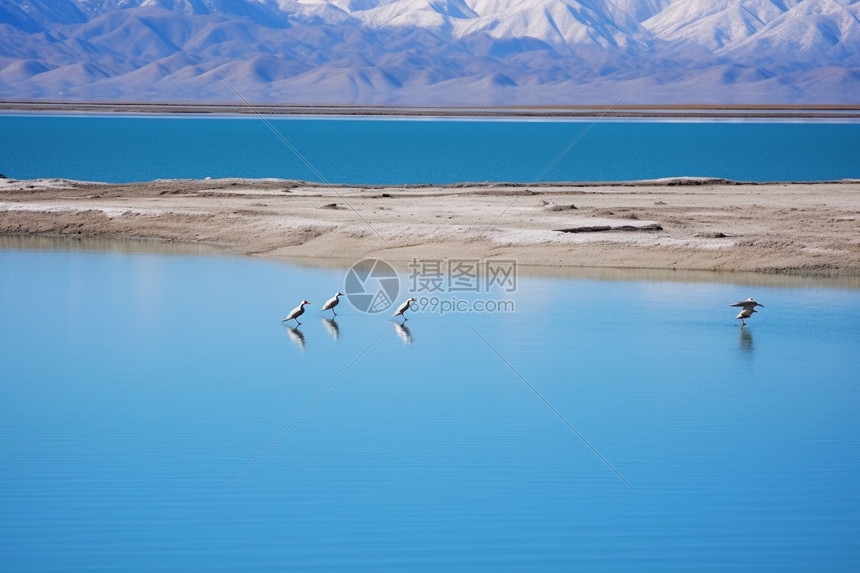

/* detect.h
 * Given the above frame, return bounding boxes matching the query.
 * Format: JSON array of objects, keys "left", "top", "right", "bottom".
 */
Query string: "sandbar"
[
  {"left": 3, "top": 101, "right": 860, "bottom": 119},
  {"left": 1, "top": 177, "right": 859, "bottom": 280}
]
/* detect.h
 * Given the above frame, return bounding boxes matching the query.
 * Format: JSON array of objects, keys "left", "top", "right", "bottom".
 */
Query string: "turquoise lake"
[
  {"left": 1, "top": 114, "right": 858, "bottom": 183},
  {"left": 2, "top": 114, "right": 859, "bottom": 569},
  {"left": 1, "top": 244, "right": 859, "bottom": 571}
]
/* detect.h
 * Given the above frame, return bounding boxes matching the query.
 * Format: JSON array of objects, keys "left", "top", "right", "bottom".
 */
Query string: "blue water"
[
  {"left": 1, "top": 114, "right": 858, "bottom": 184},
  {"left": 2, "top": 246, "right": 859, "bottom": 571}
]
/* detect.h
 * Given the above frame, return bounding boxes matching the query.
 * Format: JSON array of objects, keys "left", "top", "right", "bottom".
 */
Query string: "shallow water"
[
  {"left": 1, "top": 115, "right": 858, "bottom": 183},
  {"left": 1, "top": 247, "right": 859, "bottom": 571}
]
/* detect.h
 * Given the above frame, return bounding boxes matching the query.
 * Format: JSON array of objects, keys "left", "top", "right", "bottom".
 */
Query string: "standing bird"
[
  {"left": 282, "top": 300, "right": 311, "bottom": 325},
  {"left": 321, "top": 292, "right": 343, "bottom": 317},
  {"left": 392, "top": 297, "right": 417, "bottom": 322},
  {"left": 730, "top": 298, "right": 764, "bottom": 327}
]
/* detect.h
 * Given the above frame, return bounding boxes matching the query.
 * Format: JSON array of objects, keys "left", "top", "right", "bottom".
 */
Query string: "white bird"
[
  {"left": 392, "top": 297, "right": 417, "bottom": 322},
  {"left": 321, "top": 292, "right": 343, "bottom": 316},
  {"left": 282, "top": 300, "right": 311, "bottom": 325},
  {"left": 730, "top": 298, "right": 764, "bottom": 327}
]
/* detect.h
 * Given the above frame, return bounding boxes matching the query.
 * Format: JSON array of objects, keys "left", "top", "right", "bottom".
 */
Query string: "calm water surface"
[
  {"left": 1, "top": 115, "right": 858, "bottom": 183},
  {"left": 1, "top": 247, "right": 859, "bottom": 571}
]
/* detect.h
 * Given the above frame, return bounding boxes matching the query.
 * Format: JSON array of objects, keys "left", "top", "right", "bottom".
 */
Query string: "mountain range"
[{"left": 1, "top": 0, "right": 858, "bottom": 105}]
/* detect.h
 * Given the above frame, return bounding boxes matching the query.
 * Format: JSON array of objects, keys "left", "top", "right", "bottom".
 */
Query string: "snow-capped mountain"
[{"left": 0, "top": 0, "right": 858, "bottom": 104}]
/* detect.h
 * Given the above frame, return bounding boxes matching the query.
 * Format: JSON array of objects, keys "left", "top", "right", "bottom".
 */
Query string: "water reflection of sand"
[{"left": 1, "top": 177, "right": 858, "bottom": 280}]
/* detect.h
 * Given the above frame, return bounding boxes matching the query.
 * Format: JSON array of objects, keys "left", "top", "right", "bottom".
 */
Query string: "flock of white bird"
[
  {"left": 282, "top": 293, "right": 419, "bottom": 325},
  {"left": 282, "top": 293, "right": 764, "bottom": 327}
]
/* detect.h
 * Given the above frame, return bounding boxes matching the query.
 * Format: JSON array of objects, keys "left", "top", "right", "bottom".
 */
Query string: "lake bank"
[
  {"left": 3, "top": 101, "right": 860, "bottom": 119},
  {"left": 2, "top": 177, "right": 859, "bottom": 279}
]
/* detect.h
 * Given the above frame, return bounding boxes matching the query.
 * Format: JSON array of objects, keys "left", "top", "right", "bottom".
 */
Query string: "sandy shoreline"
[
  {"left": 3, "top": 101, "right": 860, "bottom": 119},
  {"left": 2, "top": 177, "right": 859, "bottom": 281}
]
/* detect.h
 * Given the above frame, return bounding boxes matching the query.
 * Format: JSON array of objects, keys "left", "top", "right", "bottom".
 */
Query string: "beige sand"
[
  {"left": 1, "top": 177, "right": 859, "bottom": 278},
  {"left": 3, "top": 101, "right": 860, "bottom": 119}
]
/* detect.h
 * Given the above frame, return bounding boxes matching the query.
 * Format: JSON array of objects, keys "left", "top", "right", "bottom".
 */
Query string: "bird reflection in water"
[
  {"left": 393, "top": 321, "right": 412, "bottom": 345},
  {"left": 322, "top": 317, "right": 340, "bottom": 342},
  {"left": 739, "top": 327, "right": 753, "bottom": 353},
  {"left": 285, "top": 325, "right": 306, "bottom": 352}
]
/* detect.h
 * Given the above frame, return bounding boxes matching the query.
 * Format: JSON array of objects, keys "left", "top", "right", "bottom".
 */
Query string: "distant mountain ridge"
[{"left": 1, "top": 0, "right": 858, "bottom": 104}]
